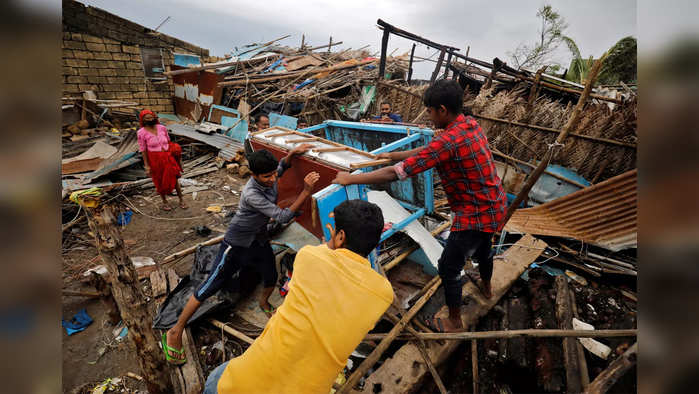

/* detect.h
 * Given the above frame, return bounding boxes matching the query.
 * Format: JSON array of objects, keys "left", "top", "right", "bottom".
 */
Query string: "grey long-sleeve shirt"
[{"left": 224, "top": 159, "right": 296, "bottom": 247}]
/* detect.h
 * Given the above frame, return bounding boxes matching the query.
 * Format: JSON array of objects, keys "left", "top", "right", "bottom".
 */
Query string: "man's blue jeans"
[{"left": 203, "top": 361, "right": 229, "bottom": 394}]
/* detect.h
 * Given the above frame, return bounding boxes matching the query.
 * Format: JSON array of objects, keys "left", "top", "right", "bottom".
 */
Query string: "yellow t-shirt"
[{"left": 217, "top": 244, "right": 394, "bottom": 394}]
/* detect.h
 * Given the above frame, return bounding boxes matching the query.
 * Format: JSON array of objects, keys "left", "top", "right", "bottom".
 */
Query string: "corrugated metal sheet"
[
  {"left": 505, "top": 169, "right": 637, "bottom": 251},
  {"left": 82, "top": 132, "right": 140, "bottom": 182},
  {"left": 167, "top": 123, "right": 242, "bottom": 160}
]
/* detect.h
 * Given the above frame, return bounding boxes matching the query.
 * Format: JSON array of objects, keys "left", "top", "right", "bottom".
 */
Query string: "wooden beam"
[
  {"left": 383, "top": 221, "right": 451, "bottom": 272},
  {"left": 81, "top": 201, "right": 172, "bottom": 393},
  {"left": 209, "top": 318, "right": 255, "bottom": 345},
  {"left": 362, "top": 328, "right": 637, "bottom": 341},
  {"left": 501, "top": 56, "right": 606, "bottom": 227},
  {"left": 407, "top": 43, "right": 416, "bottom": 82},
  {"left": 337, "top": 278, "right": 442, "bottom": 393},
  {"left": 161, "top": 235, "right": 224, "bottom": 265},
  {"left": 584, "top": 342, "right": 637, "bottom": 394},
  {"left": 430, "top": 49, "right": 446, "bottom": 83},
  {"left": 556, "top": 276, "right": 584, "bottom": 393},
  {"left": 163, "top": 55, "right": 276, "bottom": 76}
]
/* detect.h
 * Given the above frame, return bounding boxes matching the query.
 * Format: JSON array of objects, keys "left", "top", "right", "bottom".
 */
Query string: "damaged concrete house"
[{"left": 62, "top": 2, "right": 637, "bottom": 393}]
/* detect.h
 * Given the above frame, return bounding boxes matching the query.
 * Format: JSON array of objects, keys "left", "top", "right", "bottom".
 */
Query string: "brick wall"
[{"left": 62, "top": 0, "right": 214, "bottom": 114}]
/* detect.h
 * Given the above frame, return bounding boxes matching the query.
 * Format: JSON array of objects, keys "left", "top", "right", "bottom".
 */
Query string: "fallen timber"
[{"left": 353, "top": 234, "right": 547, "bottom": 393}]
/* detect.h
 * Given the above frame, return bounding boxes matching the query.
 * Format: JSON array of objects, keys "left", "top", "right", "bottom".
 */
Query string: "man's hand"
[
  {"left": 332, "top": 171, "right": 353, "bottom": 185},
  {"left": 375, "top": 152, "right": 394, "bottom": 161},
  {"left": 433, "top": 128, "right": 445, "bottom": 136},
  {"left": 291, "top": 143, "right": 314, "bottom": 156},
  {"left": 303, "top": 171, "right": 320, "bottom": 192}
]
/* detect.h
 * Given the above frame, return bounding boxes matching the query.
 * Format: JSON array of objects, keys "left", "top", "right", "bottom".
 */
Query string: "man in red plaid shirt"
[{"left": 333, "top": 80, "right": 506, "bottom": 332}]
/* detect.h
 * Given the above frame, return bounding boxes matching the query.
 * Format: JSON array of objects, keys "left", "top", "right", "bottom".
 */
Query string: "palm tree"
[{"left": 563, "top": 36, "right": 637, "bottom": 85}]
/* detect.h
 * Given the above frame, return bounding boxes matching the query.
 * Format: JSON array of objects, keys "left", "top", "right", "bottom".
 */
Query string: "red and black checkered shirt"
[{"left": 394, "top": 114, "right": 506, "bottom": 233}]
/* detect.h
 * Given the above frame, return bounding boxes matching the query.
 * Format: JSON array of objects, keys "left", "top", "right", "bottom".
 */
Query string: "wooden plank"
[
  {"left": 471, "top": 340, "right": 479, "bottom": 394},
  {"left": 150, "top": 269, "right": 168, "bottom": 298},
  {"left": 313, "top": 147, "right": 349, "bottom": 153},
  {"left": 285, "top": 137, "right": 319, "bottom": 144},
  {"left": 556, "top": 276, "right": 584, "bottom": 393},
  {"left": 166, "top": 269, "right": 204, "bottom": 394},
  {"left": 356, "top": 234, "right": 548, "bottom": 393},
  {"left": 584, "top": 343, "right": 637, "bottom": 394}
]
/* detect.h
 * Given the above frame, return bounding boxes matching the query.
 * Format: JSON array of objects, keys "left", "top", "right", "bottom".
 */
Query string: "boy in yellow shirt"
[{"left": 204, "top": 199, "right": 394, "bottom": 394}]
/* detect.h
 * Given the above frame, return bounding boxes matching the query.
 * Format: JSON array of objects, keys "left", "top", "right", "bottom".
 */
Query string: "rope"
[{"left": 120, "top": 194, "right": 207, "bottom": 221}]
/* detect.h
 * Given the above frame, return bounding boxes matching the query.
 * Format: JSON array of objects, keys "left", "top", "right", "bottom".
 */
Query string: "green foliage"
[
  {"left": 508, "top": 4, "right": 569, "bottom": 70},
  {"left": 564, "top": 36, "right": 637, "bottom": 85}
]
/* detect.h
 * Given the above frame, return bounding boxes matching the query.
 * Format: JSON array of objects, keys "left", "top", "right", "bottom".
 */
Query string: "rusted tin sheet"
[
  {"left": 172, "top": 66, "right": 223, "bottom": 121},
  {"left": 505, "top": 169, "right": 637, "bottom": 251}
]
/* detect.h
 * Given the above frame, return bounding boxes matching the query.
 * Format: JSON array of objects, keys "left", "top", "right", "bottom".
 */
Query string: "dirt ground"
[{"left": 61, "top": 169, "right": 246, "bottom": 393}]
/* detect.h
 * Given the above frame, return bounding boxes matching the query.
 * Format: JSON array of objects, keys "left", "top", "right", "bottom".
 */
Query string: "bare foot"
[
  {"left": 427, "top": 316, "right": 464, "bottom": 333},
  {"left": 165, "top": 328, "right": 185, "bottom": 362},
  {"left": 179, "top": 201, "right": 188, "bottom": 209},
  {"left": 162, "top": 204, "right": 172, "bottom": 211}
]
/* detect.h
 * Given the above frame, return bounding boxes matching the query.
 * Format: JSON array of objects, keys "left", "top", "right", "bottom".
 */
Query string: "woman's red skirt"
[{"left": 147, "top": 143, "right": 182, "bottom": 195}]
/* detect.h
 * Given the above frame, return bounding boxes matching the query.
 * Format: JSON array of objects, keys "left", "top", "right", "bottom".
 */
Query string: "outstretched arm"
[
  {"left": 282, "top": 143, "right": 314, "bottom": 167},
  {"left": 332, "top": 166, "right": 397, "bottom": 186},
  {"left": 375, "top": 146, "right": 425, "bottom": 162}
]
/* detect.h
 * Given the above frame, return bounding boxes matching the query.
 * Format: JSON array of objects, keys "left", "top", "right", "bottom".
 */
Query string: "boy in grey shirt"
[{"left": 163, "top": 146, "right": 319, "bottom": 364}]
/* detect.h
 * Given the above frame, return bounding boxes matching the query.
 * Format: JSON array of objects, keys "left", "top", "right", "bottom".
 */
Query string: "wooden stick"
[
  {"left": 473, "top": 114, "right": 636, "bottom": 148},
  {"left": 285, "top": 137, "right": 318, "bottom": 144},
  {"left": 375, "top": 81, "right": 634, "bottom": 148},
  {"left": 312, "top": 147, "right": 348, "bottom": 153},
  {"left": 219, "top": 58, "right": 377, "bottom": 87},
  {"left": 384, "top": 312, "right": 447, "bottom": 394},
  {"left": 209, "top": 318, "right": 255, "bottom": 345},
  {"left": 362, "top": 329, "right": 637, "bottom": 341},
  {"left": 161, "top": 235, "right": 224, "bottom": 264},
  {"left": 349, "top": 159, "right": 393, "bottom": 170},
  {"left": 491, "top": 149, "right": 589, "bottom": 189},
  {"left": 265, "top": 131, "right": 297, "bottom": 138},
  {"left": 338, "top": 278, "right": 442, "bottom": 393},
  {"left": 471, "top": 339, "right": 479, "bottom": 394},
  {"left": 501, "top": 56, "right": 607, "bottom": 226},
  {"left": 163, "top": 55, "right": 276, "bottom": 76},
  {"left": 584, "top": 342, "right": 637, "bottom": 394}
]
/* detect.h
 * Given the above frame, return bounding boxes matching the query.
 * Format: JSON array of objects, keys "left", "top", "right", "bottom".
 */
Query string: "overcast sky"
[{"left": 73, "top": 0, "right": 636, "bottom": 79}]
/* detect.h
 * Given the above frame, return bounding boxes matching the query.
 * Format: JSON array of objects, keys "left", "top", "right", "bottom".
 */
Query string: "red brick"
[
  {"left": 105, "top": 44, "right": 121, "bottom": 52},
  {"left": 88, "top": 60, "right": 110, "bottom": 68},
  {"left": 64, "top": 84, "right": 80, "bottom": 93},
  {"left": 66, "top": 76, "right": 88, "bottom": 84},
  {"left": 126, "top": 62, "right": 143, "bottom": 70},
  {"left": 70, "top": 33, "right": 83, "bottom": 41}
]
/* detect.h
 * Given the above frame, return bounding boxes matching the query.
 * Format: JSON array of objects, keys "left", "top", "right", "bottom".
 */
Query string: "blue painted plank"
[
  {"left": 173, "top": 53, "right": 201, "bottom": 67},
  {"left": 369, "top": 133, "right": 422, "bottom": 154},
  {"left": 221, "top": 116, "right": 248, "bottom": 143},
  {"left": 269, "top": 112, "right": 298, "bottom": 130},
  {"left": 379, "top": 208, "right": 425, "bottom": 242},
  {"left": 208, "top": 104, "right": 239, "bottom": 122}
]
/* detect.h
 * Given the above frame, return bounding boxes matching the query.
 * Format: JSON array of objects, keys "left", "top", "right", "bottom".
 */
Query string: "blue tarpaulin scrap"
[
  {"left": 269, "top": 112, "right": 298, "bottom": 130},
  {"left": 62, "top": 309, "right": 93, "bottom": 336}
]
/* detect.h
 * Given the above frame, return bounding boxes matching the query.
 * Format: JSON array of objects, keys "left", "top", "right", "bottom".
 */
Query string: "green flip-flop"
[
  {"left": 259, "top": 305, "right": 277, "bottom": 317},
  {"left": 161, "top": 332, "right": 186, "bottom": 365}
]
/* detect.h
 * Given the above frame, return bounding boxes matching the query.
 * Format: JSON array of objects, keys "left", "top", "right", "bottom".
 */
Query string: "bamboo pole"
[
  {"left": 209, "top": 318, "right": 255, "bottom": 345},
  {"left": 161, "top": 235, "right": 224, "bottom": 265},
  {"left": 362, "top": 328, "right": 637, "bottom": 341},
  {"left": 384, "top": 312, "right": 447, "bottom": 394},
  {"left": 584, "top": 342, "right": 637, "bottom": 394},
  {"left": 501, "top": 56, "right": 607, "bottom": 226},
  {"left": 338, "top": 278, "right": 442, "bottom": 393}
]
